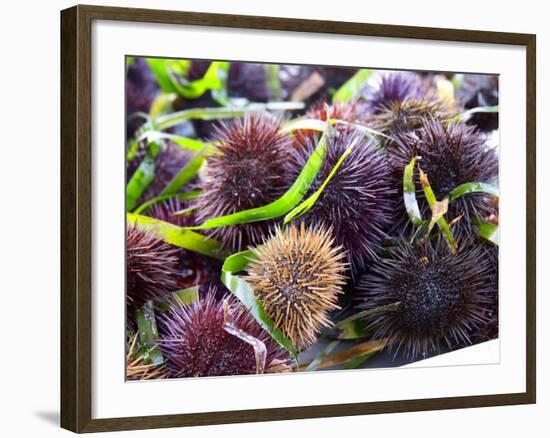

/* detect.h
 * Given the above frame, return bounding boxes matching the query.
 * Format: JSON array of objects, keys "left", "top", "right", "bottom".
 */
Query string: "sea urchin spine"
[
  {"left": 245, "top": 223, "right": 348, "bottom": 349},
  {"left": 126, "top": 224, "right": 181, "bottom": 310},
  {"left": 388, "top": 118, "right": 498, "bottom": 242},
  {"left": 290, "top": 128, "right": 395, "bottom": 270},
  {"left": 158, "top": 289, "right": 291, "bottom": 377}
]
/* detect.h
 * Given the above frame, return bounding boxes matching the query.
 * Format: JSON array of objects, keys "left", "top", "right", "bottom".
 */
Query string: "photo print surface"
[{"left": 125, "top": 57, "right": 499, "bottom": 380}]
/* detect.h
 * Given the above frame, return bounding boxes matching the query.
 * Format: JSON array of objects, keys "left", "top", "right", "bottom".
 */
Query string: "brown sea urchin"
[
  {"left": 126, "top": 224, "right": 181, "bottom": 310},
  {"left": 245, "top": 223, "right": 348, "bottom": 349},
  {"left": 158, "top": 289, "right": 291, "bottom": 377},
  {"left": 357, "top": 238, "right": 497, "bottom": 359},
  {"left": 195, "top": 114, "right": 294, "bottom": 251}
]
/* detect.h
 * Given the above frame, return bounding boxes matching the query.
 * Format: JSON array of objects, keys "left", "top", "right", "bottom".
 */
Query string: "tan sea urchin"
[{"left": 245, "top": 223, "right": 348, "bottom": 349}]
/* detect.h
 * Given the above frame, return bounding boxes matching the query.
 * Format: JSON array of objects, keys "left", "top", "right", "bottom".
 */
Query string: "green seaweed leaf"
[
  {"left": 187, "top": 121, "right": 331, "bottom": 231},
  {"left": 333, "top": 69, "right": 373, "bottom": 103},
  {"left": 221, "top": 250, "right": 299, "bottom": 358},
  {"left": 266, "top": 64, "right": 282, "bottom": 101},
  {"left": 174, "top": 286, "right": 200, "bottom": 306},
  {"left": 159, "top": 151, "right": 207, "bottom": 197},
  {"left": 403, "top": 156, "right": 424, "bottom": 227},
  {"left": 452, "top": 105, "right": 499, "bottom": 123},
  {"left": 478, "top": 221, "right": 499, "bottom": 245},
  {"left": 135, "top": 301, "right": 163, "bottom": 366},
  {"left": 137, "top": 131, "right": 214, "bottom": 154},
  {"left": 152, "top": 102, "right": 305, "bottom": 131},
  {"left": 133, "top": 190, "right": 201, "bottom": 215},
  {"left": 126, "top": 142, "right": 159, "bottom": 211},
  {"left": 127, "top": 213, "right": 226, "bottom": 259},
  {"left": 419, "top": 166, "right": 457, "bottom": 253},
  {"left": 448, "top": 182, "right": 499, "bottom": 201}
]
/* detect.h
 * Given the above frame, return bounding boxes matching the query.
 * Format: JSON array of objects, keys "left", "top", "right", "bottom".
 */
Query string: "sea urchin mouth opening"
[
  {"left": 357, "top": 238, "right": 497, "bottom": 359},
  {"left": 245, "top": 223, "right": 348, "bottom": 350}
]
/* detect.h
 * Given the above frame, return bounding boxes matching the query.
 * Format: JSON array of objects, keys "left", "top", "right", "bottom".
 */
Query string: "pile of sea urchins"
[{"left": 126, "top": 67, "right": 499, "bottom": 379}]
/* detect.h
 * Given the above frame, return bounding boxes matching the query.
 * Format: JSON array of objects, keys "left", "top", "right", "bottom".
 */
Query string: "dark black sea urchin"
[
  {"left": 387, "top": 118, "right": 498, "bottom": 242},
  {"left": 195, "top": 114, "right": 294, "bottom": 251},
  {"left": 290, "top": 129, "right": 395, "bottom": 270},
  {"left": 357, "top": 238, "right": 497, "bottom": 359},
  {"left": 246, "top": 224, "right": 348, "bottom": 349},
  {"left": 158, "top": 290, "right": 291, "bottom": 378},
  {"left": 126, "top": 224, "right": 180, "bottom": 310}
]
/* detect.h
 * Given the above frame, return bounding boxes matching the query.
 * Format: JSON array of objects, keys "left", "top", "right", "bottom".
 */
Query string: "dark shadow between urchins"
[
  {"left": 387, "top": 118, "right": 498, "bottom": 244},
  {"left": 456, "top": 74, "right": 499, "bottom": 132},
  {"left": 356, "top": 238, "right": 497, "bottom": 360},
  {"left": 148, "top": 199, "right": 223, "bottom": 291},
  {"left": 194, "top": 113, "right": 295, "bottom": 252},
  {"left": 157, "top": 288, "right": 292, "bottom": 378},
  {"left": 289, "top": 128, "right": 396, "bottom": 273}
]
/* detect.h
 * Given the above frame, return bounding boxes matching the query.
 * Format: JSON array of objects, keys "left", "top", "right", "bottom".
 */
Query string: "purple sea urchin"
[
  {"left": 158, "top": 290, "right": 292, "bottom": 377},
  {"left": 357, "top": 238, "right": 497, "bottom": 359},
  {"left": 149, "top": 197, "right": 195, "bottom": 228},
  {"left": 245, "top": 223, "right": 348, "bottom": 349},
  {"left": 388, "top": 118, "right": 498, "bottom": 242},
  {"left": 126, "top": 224, "right": 181, "bottom": 310},
  {"left": 363, "top": 71, "right": 429, "bottom": 114},
  {"left": 290, "top": 129, "right": 395, "bottom": 270},
  {"left": 195, "top": 114, "right": 294, "bottom": 251}
]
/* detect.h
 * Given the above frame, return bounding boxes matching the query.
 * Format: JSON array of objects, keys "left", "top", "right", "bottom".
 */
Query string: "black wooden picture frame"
[{"left": 60, "top": 4, "right": 536, "bottom": 433}]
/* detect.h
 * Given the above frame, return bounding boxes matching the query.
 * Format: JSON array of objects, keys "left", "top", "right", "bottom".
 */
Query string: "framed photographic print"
[{"left": 60, "top": 4, "right": 536, "bottom": 433}]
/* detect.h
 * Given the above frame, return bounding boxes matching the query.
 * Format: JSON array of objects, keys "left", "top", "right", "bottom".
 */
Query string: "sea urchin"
[
  {"left": 126, "top": 224, "right": 181, "bottom": 310},
  {"left": 158, "top": 289, "right": 291, "bottom": 377},
  {"left": 387, "top": 118, "right": 498, "bottom": 242},
  {"left": 195, "top": 114, "right": 294, "bottom": 251},
  {"left": 363, "top": 71, "right": 429, "bottom": 114},
  {"left": 357, "top": 238, "right": 497, "bottom": 359},
  {"left": 245, "top": 223, "right": 348, "bottom": 349},
  {"left": 290, "top": 129, "right": 395, "bottom": 270}
]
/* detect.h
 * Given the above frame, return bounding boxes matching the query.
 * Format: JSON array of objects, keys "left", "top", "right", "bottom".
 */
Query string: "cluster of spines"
[
  {"left": 245, "top": 223, "right": 348, "bottom": 349},
  {"left": 158, "top": 289, "right": 291, "bottom": 377},
  {"left": 356, "top": 238, "right": 497, "bottom": 359},
  {"left": 195, "top": 113, "right": 294, "bottom": 251},
  {"left": 290, "top": 128, "right": 395, "bottom": 271}
]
